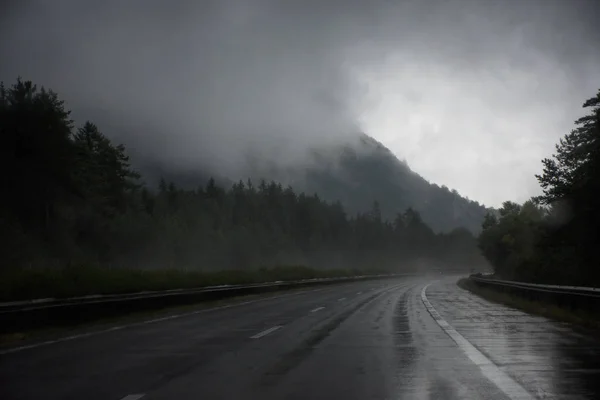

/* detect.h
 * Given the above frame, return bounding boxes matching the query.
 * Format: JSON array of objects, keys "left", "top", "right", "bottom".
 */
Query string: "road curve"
[{"left": 1, "top": 276, "right": 599, "bottom": 399}]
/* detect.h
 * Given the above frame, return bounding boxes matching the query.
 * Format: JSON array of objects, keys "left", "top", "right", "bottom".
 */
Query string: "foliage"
[
  {"left": 0, "top": 265, "right": 378, "bottom": 302},
  {"left": 1, "top": 78, "right": 484, "bottom": 291},
  {"left": 157, "top": 134, "right": 490, "bottom": 233},
  {"left": 479, "top": 89, "right": 600, "bottom": 286},
  {"left": 477, "top": 200, "right": 546, "bottom": 281}
]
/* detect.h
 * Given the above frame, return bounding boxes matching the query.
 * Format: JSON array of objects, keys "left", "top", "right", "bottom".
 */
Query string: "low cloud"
[{"left": 1, "top": 0, "right": 598, "bottom": 206}]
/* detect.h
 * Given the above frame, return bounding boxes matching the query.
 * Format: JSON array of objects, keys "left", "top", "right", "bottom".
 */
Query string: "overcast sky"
[{"left": 1, "top": 0, "right": 599, "bottom": 207}]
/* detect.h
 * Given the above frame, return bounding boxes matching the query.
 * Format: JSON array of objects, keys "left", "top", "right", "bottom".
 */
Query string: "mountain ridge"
[{"left": 134, "top": 133, "right": 489, "bottom": 233}]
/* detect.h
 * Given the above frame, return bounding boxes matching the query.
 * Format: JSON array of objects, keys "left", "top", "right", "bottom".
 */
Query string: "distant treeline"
[
  {"left": 1, "top": 78, "right": 483, "bottom": 272},
  {"left": 478, "top": 89, "right": 600, "bottom": 286}
]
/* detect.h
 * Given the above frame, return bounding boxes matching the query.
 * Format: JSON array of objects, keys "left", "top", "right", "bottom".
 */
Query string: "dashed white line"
[
  {"left": 120, "top": 394, "right": 145, "bottom": 400},
  {"left": 421, "top": 284, "right": 532, "bottom": 400},
  {"left": 250, "top": 325, "right": 283, "bottom": 339},
  {"left": 0, "top": 289, "right": 322, "bottom": 355},
  {"left": 357, "top": 291, "right": 362, "bottom": 295},
  {"left": 310, "top": 307, "right": 325, "bottom": 313},
  {"left": 338, "top": 297, "right": 346, "bottom": 301}
]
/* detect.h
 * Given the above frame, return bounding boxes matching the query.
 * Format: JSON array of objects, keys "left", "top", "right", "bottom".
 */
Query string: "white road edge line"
[
  {"left": 120, "top": 394, "right": 145, "bottom": 400},
  {"left": 310, "top": 307, "right": 325, "bottom": 313},
  {"left": 0, "top": 289, "right": 322, "bottom": 356},
  {"left": 250, "top": 325, "right": 282, "bottom": 339},
  {"left": 421, "top": 284, "right": 532, "bottom": 400}
]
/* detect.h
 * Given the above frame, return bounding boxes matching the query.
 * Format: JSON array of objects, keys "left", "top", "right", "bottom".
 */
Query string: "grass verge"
[
  {"left": 457, "top": 277, "right": 600, "bottom": 330},
  {"left": 0, "top": 265, "right": 385, "bottom": 302}
]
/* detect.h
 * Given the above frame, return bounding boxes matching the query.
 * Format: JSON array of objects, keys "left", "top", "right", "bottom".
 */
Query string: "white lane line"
[
  {"left": 120, "top": 395, "right": 145, "bottom": 400},
  {"left": 338, "top": 297, "right": 346, "bottom": 301},
  {"left": 421, "top": 284, "right": 532, "bottom": 400},
  {"left": 357, "top": 291, "right": 362, "bottom": 295},
  {"left": 250, "top": 325, "right": 282, "bottom": 339},
  {"left": 0, "top": 289, "right": 322, "bottom": 356},
  {"left": 310, "top": 307, "right": 325, "bottom": 313}
]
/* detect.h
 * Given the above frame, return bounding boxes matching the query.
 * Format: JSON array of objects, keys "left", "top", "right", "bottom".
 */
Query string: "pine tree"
[
  {"left": 1, "top": 78, "right": 76, "bottom": 234},
  {"left": 535, "top": 89, "right": 600, "bottom": 282}
]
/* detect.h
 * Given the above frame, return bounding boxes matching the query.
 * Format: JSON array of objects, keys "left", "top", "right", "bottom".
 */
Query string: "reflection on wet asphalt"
[
  {"left": 1, "top": 277, "right": 600, "bottom": 399},
  {"left": 399, "top": 281, "right": 505, "bottom": 399},
  {"left": 427, "top": 280, "right": 600, "bottom": 399}
]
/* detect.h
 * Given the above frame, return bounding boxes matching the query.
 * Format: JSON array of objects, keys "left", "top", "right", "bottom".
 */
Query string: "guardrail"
[
  {"left": 0, "top": 273, "right": 404, "bottom": 333},
  {"left": 468, "top": 274, "right": 600, "bottom": 311}
]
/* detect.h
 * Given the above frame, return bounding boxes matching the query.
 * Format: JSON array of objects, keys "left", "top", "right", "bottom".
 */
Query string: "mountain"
[
  {"left": 136, "top": 134, "right": 489, "bottom": 233},
  {"left": 274, "top": 134, "right": 488, "bottom": 233}
]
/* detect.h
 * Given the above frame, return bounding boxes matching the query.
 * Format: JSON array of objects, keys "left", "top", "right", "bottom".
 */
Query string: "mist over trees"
[
  {"left": 478, "top": 89, "right": 600, "bottom": 286},
  {"left": 139, "top": 133, "right": 490, "bottom": 234},
  {"left": 0, "top": 78, "right": 485, "bottom": 273},
  {"left": 298, "top": 135, "right": 489, "bottom": 234}
]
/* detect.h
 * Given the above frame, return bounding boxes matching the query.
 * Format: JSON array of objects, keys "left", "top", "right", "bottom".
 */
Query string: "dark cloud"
[{"left": 1, "top": 0, "right": 598, "bottom": 205}]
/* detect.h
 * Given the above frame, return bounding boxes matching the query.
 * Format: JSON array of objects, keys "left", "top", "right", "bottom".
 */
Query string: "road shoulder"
[{"left": 425, "top": 278, "right": 600, "bottom": 399}]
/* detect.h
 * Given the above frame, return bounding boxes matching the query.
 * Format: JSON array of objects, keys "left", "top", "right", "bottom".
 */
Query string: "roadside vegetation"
[
  {"left": 477, "top": 89, "right": 600, "bottom": 287},
  {"left": 1, "top": 77, "right": 484, "bottom": 301},
  {"left": 0, "top": 265, "right": 382, "bottom": 302}
]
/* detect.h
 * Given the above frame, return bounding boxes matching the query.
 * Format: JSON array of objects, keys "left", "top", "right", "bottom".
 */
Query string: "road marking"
[
  {"left": 421, "top": 284, "right": 532, "bottom": 400},
  {"left": 0, "top": 289, "right": 323, "bottom": 356},
  {"left": 338, "top": 297, "right": 346, "bottom": 301},
  {"left": 250, "top": 325, "right": 282, "bottom": 339},
  {"left": 310, "top": 307, "right": 325, "bottom": 313},
  {"left": 120, "top": 395, "right": 145, "bottom": 400},
  {"left": 108, "top": 326, "right": 123, "bottom": 331},
  {"left": 357, "top": 291, "right": 362, "bottom": 295}
]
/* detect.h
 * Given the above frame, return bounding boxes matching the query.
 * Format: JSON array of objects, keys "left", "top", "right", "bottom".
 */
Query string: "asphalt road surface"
[{"left": 2, "top": 276, "right": 600, "bottom": 399}]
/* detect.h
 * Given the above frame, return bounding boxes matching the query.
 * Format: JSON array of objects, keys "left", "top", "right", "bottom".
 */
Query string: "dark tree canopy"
[
  {"left": 1, "top": 78, "right": 75, "bottom": 234},
  {"left": 536, "top": 89, "right": 600, "bottom": 205},
  {"left": 480, "top": 89, "right": 600, "bottom": 286},
  {"left": 0, "top": 78, "right": 483, "bottom": 273}
]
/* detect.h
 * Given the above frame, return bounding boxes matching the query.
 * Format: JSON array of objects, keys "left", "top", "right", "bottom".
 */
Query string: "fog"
[{"left": 1, "top": 0, "right": 599, "bottom": 206}]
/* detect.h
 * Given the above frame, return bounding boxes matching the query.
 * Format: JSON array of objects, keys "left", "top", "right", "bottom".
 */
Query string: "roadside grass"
[
  {"left": 0, "top": 265, "right": 379, "bottom": 302},
  {"left": 457, "top": 278, "right": 600, "bottom": 330}
]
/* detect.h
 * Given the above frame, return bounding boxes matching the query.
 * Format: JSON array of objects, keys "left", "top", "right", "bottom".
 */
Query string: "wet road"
[{"left": 1, "top": 276, "right": 600, "bottom": 399}]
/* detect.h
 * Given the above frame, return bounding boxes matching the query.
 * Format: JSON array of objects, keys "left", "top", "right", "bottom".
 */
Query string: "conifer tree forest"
[
  {"left": 1, "top": 78, "right": 483, "bottom": 286},
  {"left": 478, "top": 89, "right": 600, "bottom": 287}
]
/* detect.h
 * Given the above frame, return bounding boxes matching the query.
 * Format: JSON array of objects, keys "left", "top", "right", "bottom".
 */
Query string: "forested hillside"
[
  {"left": 478, "top": 89, "right": 600, "bottom": 286},
  {"left": 139, "top": 134, "right": 489, "bottom": 234},
  {"left": 296, "top": 135, "right": 489, "bottom": 233},
  {"left": 1, "top": 78, "right": 485, "bottom": 277}
]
